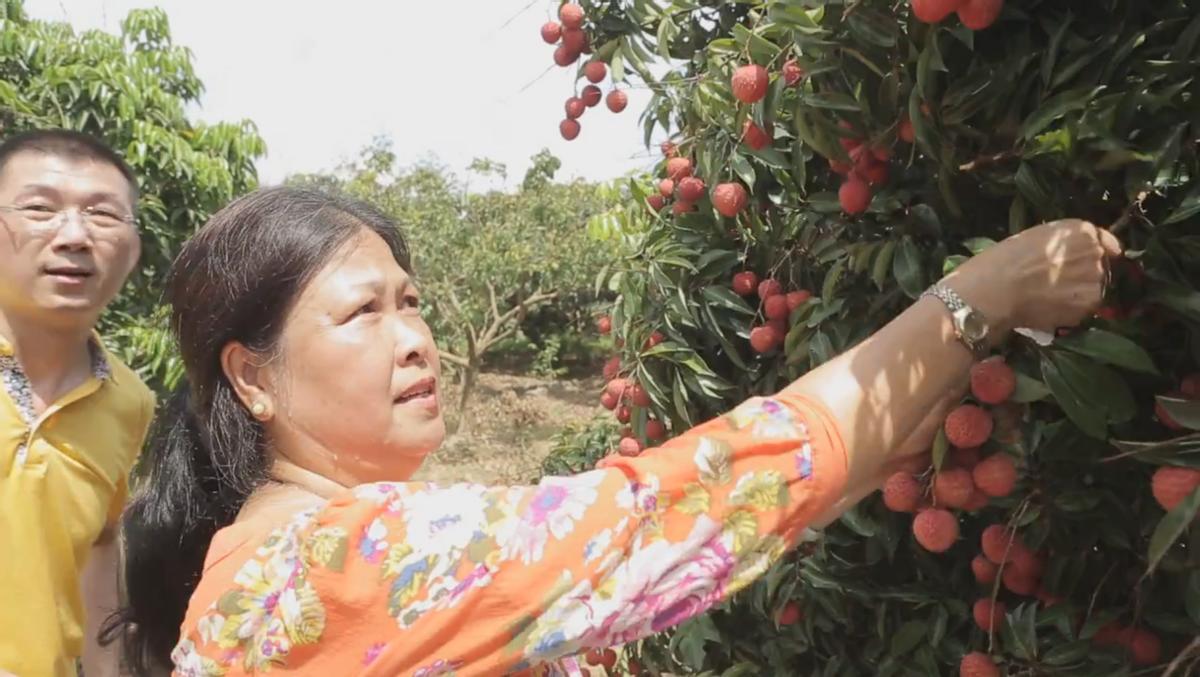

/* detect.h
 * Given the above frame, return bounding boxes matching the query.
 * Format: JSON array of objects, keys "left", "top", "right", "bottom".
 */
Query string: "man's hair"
[{"left": 0, "top": 129, "right": 139, "bottom": 207}]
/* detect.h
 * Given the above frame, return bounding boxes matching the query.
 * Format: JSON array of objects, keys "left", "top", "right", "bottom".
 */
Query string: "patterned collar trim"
[{"left": 0, "top": 335, "right": 112, "bottom": 426}]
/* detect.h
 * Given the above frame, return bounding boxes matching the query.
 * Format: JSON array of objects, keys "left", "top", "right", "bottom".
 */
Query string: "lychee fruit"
[
  {"left": 630, "top": 383, "right": 651, "bottom": 407},
  {"left": 764, "top": 295, "right": 790, "bottom": 321},
  {"left": 957, "top": 0, "right": 1003, "bottom": 31},
  {"left": 1010, "top": 546, "right": 1044, "bottom": 578},
  {"left": 944, "top": 405, "right": 993, "bottom": 448},
  {"left": 660, "top": 141, "right": 678, "bottom": 157},
  {"left": 911, "top": 0, "right": 965, "bottom": 24},
  {"left": 972, "top": 453, "right": 1017, "bottom": 498},
  {"left": 646, "top": 195, "right": 665, "bottom": 211},
  {"left": 883, "top": 472, "right": 922, "bottom": 513},
  {"left": 829, "top": 159, "right": 853, "bottom": 175},
  {"left": 554, "top": 45, "right": 580, "bottom": 67},
  {"left": 712, "top": 182, "right": 749, "bottom": 218},
  {"left": 1002, "top": 566, "right": 1038, "bottom": 596},
  {"left": 749, "top": 324, "right": 782, "bottom": 354},
  {"left": 559, "top": 3, "right": 585, "bottom": 29},
  {"left": 899, "top": 118, "right": 916, "bottom": 143},
  {"left": 782, "top": 59, "right": 805, "bottom": 86},
  {"left": 672, "top": 200, "right": 694, "bottom": 215},
  {"left": 980, "top": 524, "right": 1020, "bottom": 564},
  {"left": 645, "top": 418, "right": 666, "bottom": 441},
  {"left": 602, "top": 356, "right": 621, "bottom": 381},
  {"left": 618, "top": 436, "right": 643, "bottom": 457},
  {"left": 839, "top": 178, "right": 871, "bottom": 215},
  {"left": 959, "top": 652, "right": 1000, "bottom": 677},
  {"left": 913, "top": 508, "right": 959, "bottom": 552},
  {"left": 860, "top": 161, "right": 890, "bottom": 186},
  {"left": 541, "top": 21, "right": 562, "bottom": 44},
  {"left": 606, "top": 89, "right": 628, "bottom": 113},
  {"left": 1180, "top": 372, "right": 1200, "bottom": 399},
  {"left": 559, "top": 118, "right": 581, "bottom": 140},
  {"left": 837, "top": 120, "right": 862, "bottom": 151},
  {"left": 972, "top": 598, "right": 1005, "bottom": 632},
  {"left": 757, "top": 278, "right": 783, "bottom": 299},
  {"left": 585, "top": 648, "right": 617, "bottom": 670},
  {"left": 677, "top": 177, "right": 706, "bottom": 203},
  {"left": 600, "top": 391, "right": 618, "bottom": 410},
  {"left": 731, "top": 64, "right": 769, "bottom": 104},
  {"left": 732, "top": 271, "right": 759, "bottom": 297},
  {"left": 561, "top": 28, "right": 587, "bottom": 55},
  {"left": 1151, "top": 466, "right": 1200, "bottom": 512},
  {"left": 583, "top": 60, "right": 606, "bottom": 83},
  {"left": 659, "top": 178, "right": 675, "bottom": 197},
  {"left": 777, "top": 602, "right": 803, "bottom": 625},
  {"left": 565, "top": 97, "right": 586, "bottom": 120},
  {"left": 616, "top": 405, "right": 631, "bottom": 424},
  {"left": 666, "top": 157, "right": 693, "bottom": 181},
  {"left": 743, "top": 120, "right": 772, "bottom": 151},
  {"left": 971, "top": 555, "right": 997, "bottom": 585},
  {"left": 970, "top": 358, "right": 1016, "bottom": 404},
  {"left": 596, "top": 315, "right": 612, "bottom": 334},
  {"left": 581, "top": 84, "right": 602, "bottom": 107},
  {"left": 962, "top": 489, "right": 989, "bottom": 511},
  {"left": 605, "top": 378, "right": 630, "bottom": 399},
  {"left": 950, "top": 447, "right": 982, "bottom": 470},
  {"left": 643, "top": 331, "right": 665, "bottom": 349},
  {"left": 1125, "top": 628, "right": 1162, "bottom": 666},
  {"left": 786, "top": 290, "right": 812, "bottom": 310},
  {"left": 933, "top": 468, "right": 976, "bottom": 509}
]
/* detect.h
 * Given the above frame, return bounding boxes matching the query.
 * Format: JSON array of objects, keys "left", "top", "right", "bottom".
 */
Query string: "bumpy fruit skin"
[
  {"left": 911, "top": 0, "right": 965, "bottom": 23},
  {"left": 732, "top": 271, "right": 759, "bottom": 296},
  {"left": 839, "top": 178, "right": 871, "bottom": 214},
  {"left": 957, "top": 0, "right": 1003, "bottom": 30},
  {"left": 786, "top": 290, "right": 812, "bottom": 310},
  {"left": 606, "top": 89, "right": 628, "bottom": 113},
  {"left": 950, "top": 446, "right": 982, "bottom": 469},
  {"left": 743, "top": 120, "right": 772, "bottom": 150},
  {"left": 981, "top": 524, "right": 1021, "bottom": 564},
  {"left": 565, "top": 97, "right": 585, "bottom": 119},
  {"left": 559, "top": 3, "right": 585, "bottom": 29},
  {"left": 837, "top": 120, "right": 862, "bottom": 151},
  {"left": 749, "top": 324, "right": 782, "bottom": 354},
  {"left": 553, "top": 45, "right": 579, "bottom": 67},
  {"left": 616, "top": 405, "right": 632, "bottom": 424},
  {"left": 883, "top": 472, "right": 922, "bottom": 512},
  {"left": 646, "top": 195, "right": 665, "bottom": 211},
  {"left": 962, "top": 489, "right": 989, "bottom": 511},
  {"left": 764, "top": 295, "right": 790, "bottom": 321},
  {"left": 559, "top": 118, "right": 581, "bottom": 140},
  {"left": 581, "top": 84, "right": 602, "bottom": 107},
  {"left": 782, "top": 59, "right": 805, "bottom": 86},
  {"left": 658, "top": 178, "right": 675, "bottom": 198},
  {"left": 596, "top": 315, "right": 612, "bottom": 334},
  {"left": 666, "top": 157, "right": 693, "bottom": 181},
  {"left": 1002, "top": 566, "right": 1038, "bottom": 596},
  {"left": 970, "top": 357, "right": 1017, "bottom": 404},
  {"left": 540, "top": 21, "right": 562, "bottom": 44},
  {"left": 643, "top": 331, "right": 665, "bottom": 349},
  {"left": 1125, "top": 628, "right": 1162, "bottom": 666},
  {"left": 712, "top": 182, "right": 749, "bottom": 217},
  {"left": 959, "top": 652, "right": 1000, "bottom": 677},
  {"left": 899, "top": 117, "right": 916, "bottom": 143},
  {"left": 645, "top": 418, "right": 666, "bottom": 441},
  {"left": 731, "top": 64, "right": 769, "bottom": 103},
  {"left": 618, "top": 436, "right": 643, "bottom": 457},
  {"left": 758, "top": 278, "right": 783, "bottom": 299},
  {"left": 672, "top": 200, "right": 694, "bottom": 215},
  {"left": 944, "top": 404, "right": 994, "bottom": 448},
  {"left": 677, "top": 177, "right": 706, "bottom": 203},
  {"left": 1151, "top": 465, "right": 1200, "bottom": 512},
  {"left": 583, "top": 60, "right": 606, "bottom": 83},
  {"left": 972, "top": 598, "right": 1005, "bottom": 632},
  {"left": 973, "top": 453, "right": 1017, "bottom": 498},
  {"left": 560, "top": 28, "right": 587, "bottom": 54},
  {"left": 934, "top": 468, "right": 976, "bottom": 509},
  {"left": 860, "top": 161, "right": 890, "bottom": 186},
  {"left": 971, "top": 555, "right": 998, "bottom": 585},
  {"left": 913, "top": 508, "right": 959, "bottom": 552},
  {"left": 602, "top": 356, "right": 621, "bottom": 381},
  {"left": 777, "top": 602, "right": 803, "bottom": 625},
  {"left": 605, "top": 378, "right": 630, "bottom": 400},
  {"left": 600, "top": 391, "right": 618, "bottom": 410}
]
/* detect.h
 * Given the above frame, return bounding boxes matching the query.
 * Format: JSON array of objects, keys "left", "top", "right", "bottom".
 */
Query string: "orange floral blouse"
[{"left": 172, "top": 392, "right": 847, "bottom": 676}]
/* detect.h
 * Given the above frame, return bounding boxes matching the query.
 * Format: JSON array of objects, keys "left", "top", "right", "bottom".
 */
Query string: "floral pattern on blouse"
[{"left": 173, "top": 394, "right": 846, "bottom": 676}]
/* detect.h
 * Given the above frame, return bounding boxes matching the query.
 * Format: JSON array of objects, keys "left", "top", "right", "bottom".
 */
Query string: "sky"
[{"left": 24, "top": 0, "right": 661, "bottom": 190}]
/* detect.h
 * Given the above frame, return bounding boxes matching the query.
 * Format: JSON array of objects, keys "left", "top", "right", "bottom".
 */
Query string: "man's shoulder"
[{"left": 98, "top": 345, "right": 157, "bottom": 416}]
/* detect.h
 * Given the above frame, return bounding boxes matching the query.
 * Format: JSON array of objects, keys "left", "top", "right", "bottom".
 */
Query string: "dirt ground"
[{"left": 412, "top": 371, "right": 605, "bottom": 485}]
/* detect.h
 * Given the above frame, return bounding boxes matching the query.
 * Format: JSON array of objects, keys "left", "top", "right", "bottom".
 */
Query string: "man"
[{"left": 0, "top": 130, "right": 155, "bottom": 677}]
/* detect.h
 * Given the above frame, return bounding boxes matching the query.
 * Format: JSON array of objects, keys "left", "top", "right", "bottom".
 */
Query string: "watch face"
[{"left": 961, "top": 310, "right": 989, "bottom": 341}]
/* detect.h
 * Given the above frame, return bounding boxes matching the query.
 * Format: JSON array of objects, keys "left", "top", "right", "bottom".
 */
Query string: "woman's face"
[{"left": 259, "top": 228, "right": 443, "bottom": 485}]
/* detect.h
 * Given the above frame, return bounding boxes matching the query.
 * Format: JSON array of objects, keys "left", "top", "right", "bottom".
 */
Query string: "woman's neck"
[{"left": 235, "top": 459, "right": 350, "bottom": 525}]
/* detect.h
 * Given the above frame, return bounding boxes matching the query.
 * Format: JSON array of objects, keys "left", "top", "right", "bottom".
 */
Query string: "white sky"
[{"left": 24, "top": 0, "right": 660, "bottom": 190}]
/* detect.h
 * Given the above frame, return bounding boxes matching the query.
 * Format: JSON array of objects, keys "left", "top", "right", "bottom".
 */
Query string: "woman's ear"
[{"left": 220, "top": 341, "right": 275, "bottom": 420}]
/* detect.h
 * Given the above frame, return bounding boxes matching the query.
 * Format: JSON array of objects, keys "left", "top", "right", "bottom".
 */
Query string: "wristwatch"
[{"left": 922, "top": 283, "right": 990, "bottom": 360}]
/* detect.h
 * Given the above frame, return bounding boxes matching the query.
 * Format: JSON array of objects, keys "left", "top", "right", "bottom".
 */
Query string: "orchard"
[{"left": 543, "top": 0, "right": 1200, "bottom": 674}]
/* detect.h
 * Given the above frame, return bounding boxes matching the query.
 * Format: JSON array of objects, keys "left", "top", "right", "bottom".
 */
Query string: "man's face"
[{"left": 0, "top": 151, "right": 140, "bottom": 328}]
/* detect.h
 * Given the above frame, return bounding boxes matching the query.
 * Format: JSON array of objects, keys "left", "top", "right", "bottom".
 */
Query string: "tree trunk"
[{"left": 448, "top": 332, "right": 478, "bottom": 435}]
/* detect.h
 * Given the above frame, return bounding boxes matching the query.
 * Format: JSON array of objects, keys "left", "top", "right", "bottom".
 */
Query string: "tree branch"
[
  {"left": 437, "top": 350, "right": 469, "bottom": 368},
  {"left": 476, "top": 288, "right": 559, "bottom": 353},
  {"left": 958, "top": 149, "right": 1021, "bottom": 173}
]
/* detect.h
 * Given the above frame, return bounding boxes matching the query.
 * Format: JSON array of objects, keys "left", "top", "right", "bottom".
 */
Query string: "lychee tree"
[{"left": 546, "top": 0, "right": 1200, "bottom": 674}]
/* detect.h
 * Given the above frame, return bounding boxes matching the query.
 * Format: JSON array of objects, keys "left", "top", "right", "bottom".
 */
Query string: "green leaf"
[
  {"left": 731, "top": 153, "right": 756, "bottom": 188},
  {"left": 892, "top": 238, "right": 924, "bottom": 299},
  {"left": 931, "top": 428, "right": 949, "bottom": 471},
  {"left": 1019, "top": 86, "right": 1104, "bottom": 140},
  {"left": 961, "top": 238, "right": 996, "bottom": 255},
  {"left": 1145, "top": 486, "right": 1200, "bottom": 577},
  {"left": 1041, "top": 355, "right": 1107, "bottom": 439},
  {"left": 702, "top": 286, "right": 755, "bottom": 315},
  {"left": 801, "top": 91, "right": 861, "bottom": 112},
  {"left": 872, "top": 240, "right": 897, "bottom": 291},
  {"left": 1157, "top": 396, "right": 1200, "bottom": 431},
  {"left": 1010, "top": 372, "right": 1051, "bottom": 403},
  {"left": 1056, "top": 329, "right": 1158, "bottom": 375},
  {"left": 888, "top": 620, "right": 926, "bottom": 656}
]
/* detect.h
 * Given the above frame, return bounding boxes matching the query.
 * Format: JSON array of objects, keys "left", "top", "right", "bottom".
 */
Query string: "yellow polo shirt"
[{"left": 0, "top": 333, "right": 154, "bottom": 677}]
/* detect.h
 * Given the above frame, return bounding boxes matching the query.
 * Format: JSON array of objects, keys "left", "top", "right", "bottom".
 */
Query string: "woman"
[{"left": 107, "top": 186, "right": 1119, "bottom": 676}]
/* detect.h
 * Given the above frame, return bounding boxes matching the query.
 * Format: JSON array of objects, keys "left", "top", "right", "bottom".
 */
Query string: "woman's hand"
[{"left": 947, "top": 219, "right": 1123, "bottom": 337}]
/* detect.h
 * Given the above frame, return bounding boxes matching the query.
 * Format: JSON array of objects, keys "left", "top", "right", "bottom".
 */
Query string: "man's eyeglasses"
[{"left": 0, "top": 204, "right": 137, "bottom": 239}]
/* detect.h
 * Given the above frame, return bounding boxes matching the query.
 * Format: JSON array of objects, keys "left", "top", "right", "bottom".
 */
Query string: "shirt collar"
[{"left": 0, "top": 331, "right": 117, "bottom": 384}]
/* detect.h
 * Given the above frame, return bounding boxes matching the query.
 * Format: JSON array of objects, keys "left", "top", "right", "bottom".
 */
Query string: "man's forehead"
[{"left": 0, "top": 151, "right": 132, "bottom": 201}]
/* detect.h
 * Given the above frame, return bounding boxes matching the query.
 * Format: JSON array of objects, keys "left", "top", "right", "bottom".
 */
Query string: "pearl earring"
[{"left": 251, "top": 402, "right": 267, "bottom": 417}]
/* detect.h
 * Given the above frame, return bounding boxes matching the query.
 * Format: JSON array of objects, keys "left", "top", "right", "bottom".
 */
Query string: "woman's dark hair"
[{"left": 101, "top": 186, "right": 411, "bottom": 675}]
